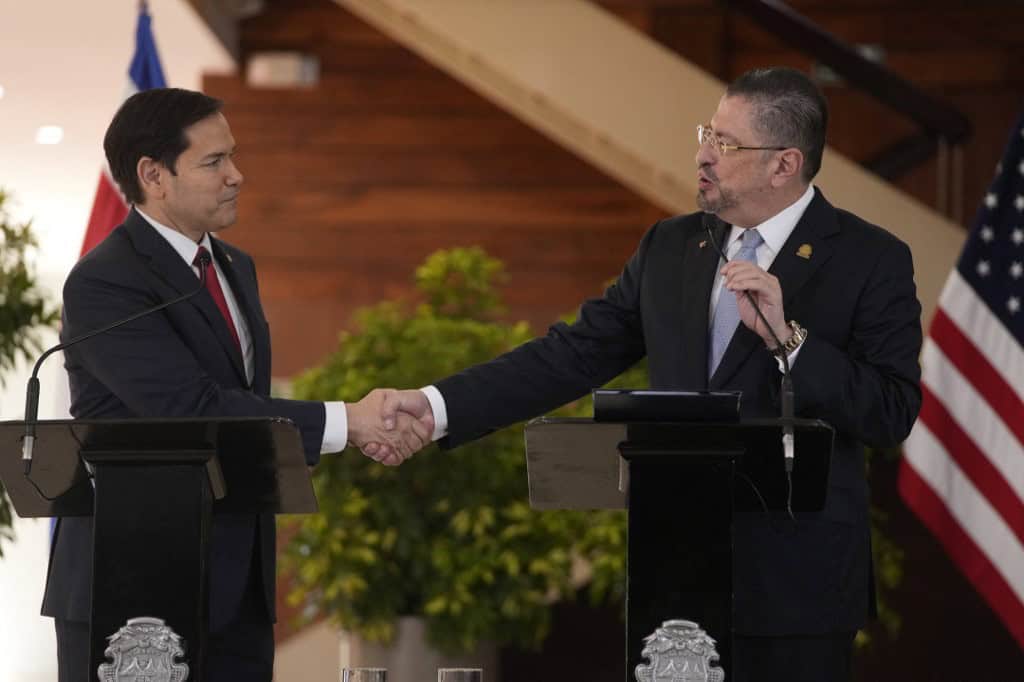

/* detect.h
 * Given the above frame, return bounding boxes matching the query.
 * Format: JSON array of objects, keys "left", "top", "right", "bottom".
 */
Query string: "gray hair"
[{"left": 726, "top": 67, "right": 828, "bottom": 181}]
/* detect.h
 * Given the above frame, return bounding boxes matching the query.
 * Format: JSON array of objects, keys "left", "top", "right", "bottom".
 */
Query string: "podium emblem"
[
  {"left": 98, "top": 617, "right": 189, "bottom": 682},
  {"left": 635, "top": 619, "right": 724, "bottom": 682}
]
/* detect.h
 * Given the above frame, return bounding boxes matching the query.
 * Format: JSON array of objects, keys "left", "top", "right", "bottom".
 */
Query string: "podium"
[
  {"left": 524, "top": 416, "right": 833, "bottom": 681},
  {"left": 0, "top": 417, "right": 317, "bottom": 681}
]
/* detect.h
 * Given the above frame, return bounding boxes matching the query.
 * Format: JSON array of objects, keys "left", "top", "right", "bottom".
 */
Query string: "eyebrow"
[
  {"left": 713, "top": 127, "right": 740, "bottom": 143},
  {"left": 199, "top": 147, "right": 236, "bottom": 163}
]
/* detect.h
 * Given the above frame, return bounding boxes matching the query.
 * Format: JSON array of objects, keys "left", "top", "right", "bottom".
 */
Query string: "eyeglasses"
[{"left": 697, "top": 124, "right": 788, "bottom": 156}]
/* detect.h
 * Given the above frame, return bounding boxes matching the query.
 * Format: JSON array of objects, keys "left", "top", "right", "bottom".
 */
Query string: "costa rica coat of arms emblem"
[
  {"left": 97, "top": 616, "right": 189, "bottom": 682},
  {"left": 635, "top": 619, "right": 724, "bottom": 682}
]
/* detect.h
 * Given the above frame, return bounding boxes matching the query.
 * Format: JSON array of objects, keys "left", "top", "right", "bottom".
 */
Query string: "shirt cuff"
[
  {"left": 420, "top": 385, "right": 449, "bottom": 441},
  {"left": 774, "top": 343, "right": 802, "bottom": 373},
  {"left": 321, "top": 401, "right": 348, "bottom": 453}
]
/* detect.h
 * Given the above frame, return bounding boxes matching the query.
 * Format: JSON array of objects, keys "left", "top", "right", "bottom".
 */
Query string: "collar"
[
  {"left": 135, "top": 207, "right": 214, "bottom": 268},
  {"left": 723, "top": 184, "right": 816, "bottom": 255}
]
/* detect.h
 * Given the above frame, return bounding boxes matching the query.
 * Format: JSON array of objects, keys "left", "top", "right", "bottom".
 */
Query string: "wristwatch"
[{"left": 771, "top": 320, "right": 806, "bottom": 357}]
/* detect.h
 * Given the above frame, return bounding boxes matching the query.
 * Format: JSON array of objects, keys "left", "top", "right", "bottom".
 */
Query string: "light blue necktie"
[{"left": 708, "top": 228, "right": 763, "bottom": 377}]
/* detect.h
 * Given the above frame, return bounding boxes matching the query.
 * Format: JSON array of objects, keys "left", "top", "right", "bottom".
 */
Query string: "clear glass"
[
  {"left": 437, "top": 668, "right": 483, "bottom": 682},
  {"left": 341, "top": 668, "right": 387, "bottom": 682},
  {"left": 697, "top": 123, "right": 720, "bottom": 151},
  {"left": 697, "top": 123, "right": 787, "bottom": 155}
]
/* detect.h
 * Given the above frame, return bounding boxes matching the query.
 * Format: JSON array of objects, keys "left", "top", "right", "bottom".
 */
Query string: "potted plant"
[
  {"left": 0, "top": 189, "right": 59, "bottom": 555},
  {"left": 284, "top": 247, "right": 638, "bottom": 673}
]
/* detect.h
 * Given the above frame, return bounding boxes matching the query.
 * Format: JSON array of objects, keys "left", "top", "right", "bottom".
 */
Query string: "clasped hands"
[{"left": 345, "top": 389, "right": 435, "bottom": 466}]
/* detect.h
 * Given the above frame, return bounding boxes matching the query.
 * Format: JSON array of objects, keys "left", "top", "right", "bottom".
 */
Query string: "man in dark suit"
[
  {"left": 47, "top": 88, "right": 427, "bottom": 682},
  {"left": 370, "top": 68, "right": 923, "bottom": 680}
]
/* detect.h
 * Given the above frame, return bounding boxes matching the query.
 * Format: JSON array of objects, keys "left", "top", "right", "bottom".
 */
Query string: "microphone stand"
[
  {"left": 21, "top": 252, "right": 211, "bottom": 477},
  {"left": 703, "top": 214, "right": 796, "bottom": 517}
]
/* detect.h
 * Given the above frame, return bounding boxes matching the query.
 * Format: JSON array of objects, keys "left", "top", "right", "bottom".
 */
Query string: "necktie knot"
[
  {"left": 738, "top": 228, "right": 763, "bottom": 257},
  {"left": 193, "top": 245, "right": 212, "bottom": 269}
]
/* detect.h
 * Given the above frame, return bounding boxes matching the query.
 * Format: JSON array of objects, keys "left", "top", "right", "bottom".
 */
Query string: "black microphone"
[
  {"left": 21, "top": 250, "right": 212, "bottom": 476},
  {"left": 702, "top": 213, "right": 797, "bottom": 489}
]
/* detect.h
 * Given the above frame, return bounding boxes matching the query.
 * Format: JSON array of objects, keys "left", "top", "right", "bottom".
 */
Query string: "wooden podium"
[
  {"left": 524, "top": 416, "right": 833, "bottom": 680},
  {"left": 0, "top": 417, "right": 317, "bottom": 681}
]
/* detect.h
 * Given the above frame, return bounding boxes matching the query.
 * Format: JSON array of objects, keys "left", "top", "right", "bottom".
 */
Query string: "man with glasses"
[{"left": 370, "top": 67, "right": 922, "bottom": 681}]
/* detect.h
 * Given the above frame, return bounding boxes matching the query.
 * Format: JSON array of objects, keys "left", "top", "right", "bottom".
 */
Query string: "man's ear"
[
  {"left": 771, "top": 148, "right": 804, "bottom": 187},
  {"left": 136, "top": 156, "right": 166, "bottom": 200}
]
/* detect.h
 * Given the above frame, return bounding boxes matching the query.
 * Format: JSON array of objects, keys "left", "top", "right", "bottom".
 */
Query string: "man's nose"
[
  {"left": 696, "top": 141, "right": 716, "bottom": 168},
  {"left": 226, "top": 159, "right": 243, "bottom": 186}
]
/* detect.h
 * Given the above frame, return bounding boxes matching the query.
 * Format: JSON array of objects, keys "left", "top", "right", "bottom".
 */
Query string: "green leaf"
[
  {"left": 0, "top": 189, "right": 59, "bottom": 557},
  {"left": 282, "top": 246, "right": 636, "bottom": 654}
]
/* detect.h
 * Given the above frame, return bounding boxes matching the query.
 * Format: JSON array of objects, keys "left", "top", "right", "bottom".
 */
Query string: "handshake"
[{"left": 344, "top": 389, "right": 436, "bottom": 466}]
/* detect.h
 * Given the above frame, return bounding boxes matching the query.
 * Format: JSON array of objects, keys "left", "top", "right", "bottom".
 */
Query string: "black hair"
[{"left": 103, "top": 88, "right": 223, "bottom": 204}]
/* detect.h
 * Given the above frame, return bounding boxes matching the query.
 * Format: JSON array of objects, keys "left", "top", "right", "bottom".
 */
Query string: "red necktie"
[{"left": 194, "top": 245, "right": 242, "bottom": 355}]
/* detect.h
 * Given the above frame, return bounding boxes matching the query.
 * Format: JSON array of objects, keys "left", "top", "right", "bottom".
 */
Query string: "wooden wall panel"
[{"left": 206, "top": 0, "right": 664, "bottom": 376}]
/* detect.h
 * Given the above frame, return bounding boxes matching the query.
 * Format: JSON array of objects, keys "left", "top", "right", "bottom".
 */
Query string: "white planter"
[{"left": 344, "top": 616, "right": 499, "bottom": 682}]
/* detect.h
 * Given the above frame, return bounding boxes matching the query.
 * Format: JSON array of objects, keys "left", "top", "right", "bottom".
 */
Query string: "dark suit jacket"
[
  {"left": 434, "top": 189, "right": 922, "bottom": 635},
  {"left": 42, "top": 209, "right": 326, "bottom": 632}
]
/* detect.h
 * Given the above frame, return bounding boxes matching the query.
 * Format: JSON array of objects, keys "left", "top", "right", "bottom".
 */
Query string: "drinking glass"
[
  {"left": 341, "top": 668, "right": 387, "bottom": 682},
  {"left": 437, "top": 668, "right": 483, "bottom": 682}
]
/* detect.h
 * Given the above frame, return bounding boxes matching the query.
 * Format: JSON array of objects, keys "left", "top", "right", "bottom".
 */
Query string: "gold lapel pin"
[
  {"left": 699, "top": 240, "right": 708, "bottom": 249},
  {"left": 796, "top": 243, "right": 812, "bottom": 259},
  {"left": 224, "top": 252, "right": 233, "bottom": 263}
]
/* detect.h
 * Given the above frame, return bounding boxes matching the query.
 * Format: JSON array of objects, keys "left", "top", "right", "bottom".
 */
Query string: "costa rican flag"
[
  {"left": 900, "top": 112, "right": 1024, "bottom": 650},
  {"left": 80, "top": 1, "right": 166, "bottom": 256}
]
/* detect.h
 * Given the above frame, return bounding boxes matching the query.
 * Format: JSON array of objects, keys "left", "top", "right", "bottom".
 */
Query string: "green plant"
[
  {"left": 285, "top": 247, "right": 639, "bottom": 653},
  {"left": 0, "top": 189, "right": 60, "bottom": 556}
]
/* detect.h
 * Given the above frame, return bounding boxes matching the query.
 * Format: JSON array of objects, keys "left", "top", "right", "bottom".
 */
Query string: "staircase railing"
[{"left": 726, "top": 0, "right": 971, "bottom": 221}]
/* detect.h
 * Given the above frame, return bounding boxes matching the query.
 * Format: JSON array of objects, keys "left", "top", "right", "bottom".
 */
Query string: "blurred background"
[{"left": 1, "top": 0, "right": 1022, "bottom": 679}]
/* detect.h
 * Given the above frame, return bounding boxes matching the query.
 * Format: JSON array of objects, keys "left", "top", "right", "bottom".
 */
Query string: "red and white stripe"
[
  {"left": 901, "top": 269, "right": 1024, "bottom": 648},
  {"left": 79, "top": 79, "right": 146, "bottom": 257},
  {"left": 80, "top": 168, "right": 127, "bottom": 257}
]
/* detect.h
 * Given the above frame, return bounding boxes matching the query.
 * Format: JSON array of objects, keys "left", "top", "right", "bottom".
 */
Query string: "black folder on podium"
[
  {"left": 523, "top": 392, "right": 833, "bottom": 681},
  {"left": 0, "top": 417, "right": 316, "bottom": 682}
]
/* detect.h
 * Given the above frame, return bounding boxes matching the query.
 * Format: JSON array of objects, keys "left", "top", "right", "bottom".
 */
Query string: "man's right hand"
[
  {"left": 346, "top": 389, "right": 433, "bottom": 466},
  {"left": 360, "top": 389, "right": 436, "bottom": 463}
]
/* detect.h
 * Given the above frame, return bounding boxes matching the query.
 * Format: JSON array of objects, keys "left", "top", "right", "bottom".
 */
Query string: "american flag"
[
  {"left": 900, "top": 114, "right": 1024, "bottom": 650},
  {"left": 80, "top": 1, "right": 166, "bottom": 256}
]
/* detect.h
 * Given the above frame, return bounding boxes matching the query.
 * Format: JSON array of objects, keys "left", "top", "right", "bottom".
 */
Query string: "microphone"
[
  {"left": 21, "top": 249, "right": 212, "bottom": 476},
  {"left": 702, "top": 214, "right": 797, "bottom": 502}
]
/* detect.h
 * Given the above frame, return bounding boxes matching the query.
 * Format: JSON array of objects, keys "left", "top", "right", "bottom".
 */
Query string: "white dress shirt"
[
  {"left": 709, "top": 184, "right": 815, "bottom": 325},
  {"left": 421, "top": 184, "right": 817, "bottom": 442},
  {"left": 137, "top": 208, "right": 348, "bottom": 452}
]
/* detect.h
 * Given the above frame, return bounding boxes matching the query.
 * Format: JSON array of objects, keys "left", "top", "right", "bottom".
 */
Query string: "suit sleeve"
[
  {"left": 435, "top": 222, "right": 659, "bottom": 448},
  {"left": 62, "top": 267, "right": 327, "bottom": 465},
  {"left": 792, "top": 237, "right": 922, "bottom": 448}
]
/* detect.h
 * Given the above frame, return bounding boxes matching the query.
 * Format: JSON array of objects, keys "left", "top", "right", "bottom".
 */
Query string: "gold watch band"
[{"left": 771, "top": 321, "right": 806, "bottom": 357}]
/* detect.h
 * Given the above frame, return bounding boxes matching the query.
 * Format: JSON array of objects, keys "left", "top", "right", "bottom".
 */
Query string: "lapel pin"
[
  {"left": 224, "top": 252, "right": 233, "bottom": 264},
  {"left": 796, "top": 243, "right": 812, "bottom": 259},
  {"left": 699, "top": 240, "right": 708, "bottom": 249}
]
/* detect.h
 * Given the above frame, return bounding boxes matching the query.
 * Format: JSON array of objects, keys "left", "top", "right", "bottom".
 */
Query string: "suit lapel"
[
  {"left": 770, "top": 190, "right": 836, "bottom": 312},
  {"left": 124, "top": 209, "right": 201, "bottom": 298},
  {"left": 124, "top": 211, "right": 249, "bottom": 386},
  {"left": 678, "top": 218, "right": 727, "bottom": 389},
  {"left": 709, "top": 189, "right": 837, "bottom": 388}
]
